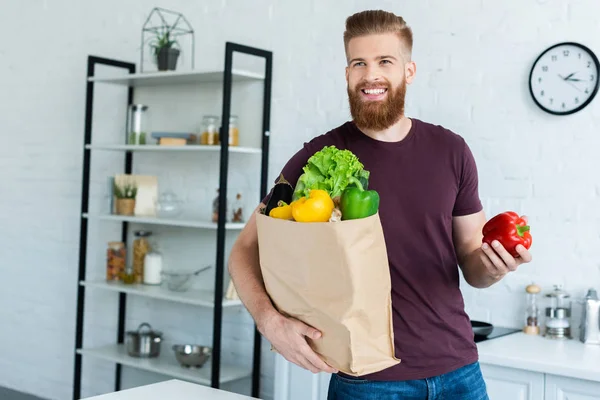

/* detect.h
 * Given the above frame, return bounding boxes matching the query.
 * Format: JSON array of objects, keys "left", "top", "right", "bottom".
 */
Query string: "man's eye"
[
  {"left": 380, "top": 59, "right": 392, "bottom": 64},
  {"left": 354, "top": 62, "right": 365, "bottom": 67}
]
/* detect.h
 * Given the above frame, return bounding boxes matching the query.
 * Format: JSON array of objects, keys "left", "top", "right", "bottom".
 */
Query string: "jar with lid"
[
  {"left": 107, "top": 242, "right": 126, "bottom": 281},
  {"left": 524, "top": 283, "right": 541, "bottom": 335},
  {"left": 212, "top": 189, "right": 230, "bottom": 223},
  {"left": 200, "top": 115, "right": 219, "bottom": 145},
  {"left": 228, "top": 115, "right": 239, "bottom": 146},
  {"left": 133, "top": 231, "right": 152, "bottom": 284},
  {"left": 127, "top": 104, "right": 149, "bottom": 145},
  {"left": 143, "top": 248, "right": 163, "bottom": 285},
  {"left": 231, "top": 193, "right": 244, "bottom": 222},
  {"left": 544, "top": 284, "right": 572, "bottom": 339}
]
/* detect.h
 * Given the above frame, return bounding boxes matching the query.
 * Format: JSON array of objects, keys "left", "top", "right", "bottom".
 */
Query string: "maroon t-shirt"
[{"left": 263, "top": 118, "right": 483, "bottom": 381}]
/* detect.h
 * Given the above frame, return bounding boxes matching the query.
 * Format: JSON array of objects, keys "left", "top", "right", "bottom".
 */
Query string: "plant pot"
[
  {"left": 116, "top": 198, "right": 136, "bottom": 216},
  {"left": 157, "top": 47, "right": 180, "bottom": 71}
]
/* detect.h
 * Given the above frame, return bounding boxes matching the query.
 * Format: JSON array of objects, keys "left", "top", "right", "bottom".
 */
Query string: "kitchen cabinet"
[
  {"left": 480, "top": 364, "right": 545, "bottom": 400},
  {"left": 545, "top": 374, "right": 600, "bottom": 400}
]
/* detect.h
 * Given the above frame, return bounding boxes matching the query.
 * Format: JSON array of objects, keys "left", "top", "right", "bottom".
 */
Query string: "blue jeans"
[{"left": 327, "top": 361, "right": 489, "bottom": 400}]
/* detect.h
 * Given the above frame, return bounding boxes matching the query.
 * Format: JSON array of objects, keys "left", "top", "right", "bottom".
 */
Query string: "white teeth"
[{"left": 363, "top": 88, "right": 386, "bottom": 95}]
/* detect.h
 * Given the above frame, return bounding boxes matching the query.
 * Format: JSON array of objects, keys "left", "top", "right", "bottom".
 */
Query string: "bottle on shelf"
[
  {"left": 133, "top": 231, "right": 152, "bottom": 284},
  {"left": 212, "top": 189, "right": 230, "bottom": 223},
  {"left": 200, "top": 115, "right": 219, "bottom": 145},
  {"left": 127, "top": 104, "right": 149, "bottom": 145},
  {"left": 106, "top": 242, "right": 126, "bottom": 282},
  {"left": 232, "top": 192, "right": 244, "bottom": 222},
  {"left": 143, "top": 247, "right": 163, "bottom": 285}
]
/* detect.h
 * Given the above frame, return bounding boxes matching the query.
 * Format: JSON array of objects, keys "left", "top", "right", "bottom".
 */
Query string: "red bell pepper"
[{"left": 482, "top": 211, "right": 532, "bottom": 258}]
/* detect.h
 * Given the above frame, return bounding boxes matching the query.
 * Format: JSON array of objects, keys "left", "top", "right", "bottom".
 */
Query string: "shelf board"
[
  {"left": 88, "top": 69, "right": 264, "bottom": 87},
  {"left": 82, "top": 213, "right": 246, "bottom": 230},
  {"left": 77, "top": 344, "right": 251, "bottom": 385},
  {"left": 81, "top": 280, "right": 242, "bottom": 308},
  {"left": 85, "top": 144, "right": 262, "bottom": 154}
]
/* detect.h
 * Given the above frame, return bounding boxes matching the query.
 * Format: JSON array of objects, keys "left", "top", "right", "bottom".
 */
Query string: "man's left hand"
[{"left": 480, "top": 240, "right": 532, "bottom": 281}]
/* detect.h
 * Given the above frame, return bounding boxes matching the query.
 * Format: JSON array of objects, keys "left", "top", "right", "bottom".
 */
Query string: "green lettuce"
[{"left": 292, "top": 145, "right": 370, "bottom": 200}]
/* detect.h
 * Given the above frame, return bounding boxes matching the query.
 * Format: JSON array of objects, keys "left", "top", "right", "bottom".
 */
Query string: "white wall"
[{"left": 2, "top": 0, "right": 600, "bottom": 399}]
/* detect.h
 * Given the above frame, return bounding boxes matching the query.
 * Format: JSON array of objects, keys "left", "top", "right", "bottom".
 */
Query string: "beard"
[{"left": 347, "top": 78, "right": 406, "bottom": 131}]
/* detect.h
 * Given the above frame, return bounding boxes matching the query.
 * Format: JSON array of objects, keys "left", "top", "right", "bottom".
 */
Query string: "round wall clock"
[{"left": 529, "top": 42, "right": 600, "bottom": 115}]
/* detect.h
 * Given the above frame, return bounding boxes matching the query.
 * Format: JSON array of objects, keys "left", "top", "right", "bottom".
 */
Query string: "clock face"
[{"left": 529, "top": 42, "right": 600, "bottom": 115}]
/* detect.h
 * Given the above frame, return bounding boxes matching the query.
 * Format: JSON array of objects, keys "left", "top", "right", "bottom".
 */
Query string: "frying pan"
[{"left": 471, "top": 320, "right": 494, "bottom": 337}]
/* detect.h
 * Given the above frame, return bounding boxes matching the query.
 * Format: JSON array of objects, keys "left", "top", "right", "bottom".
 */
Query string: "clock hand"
[
  {"left": 564, "top": 79, "right": 583, "bottom": 92},
  {"left": 566, "top": 77, "right": 584, "bottom": 82},
  {"left": 563, "top": 72, "right": 576, "bottom": 80}
]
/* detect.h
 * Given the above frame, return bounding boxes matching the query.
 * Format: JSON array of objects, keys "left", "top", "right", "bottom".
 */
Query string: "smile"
[{"left": 361, "top": 88, "right": 387, "bottom": 95}]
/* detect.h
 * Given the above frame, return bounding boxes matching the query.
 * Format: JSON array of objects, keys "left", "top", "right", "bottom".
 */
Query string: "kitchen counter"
[
  {"left": 477, "top": 332, "right": 600, "bottom": 382},
  {"left": 82, "top": 379, "right": 258, "bottom": 400}
]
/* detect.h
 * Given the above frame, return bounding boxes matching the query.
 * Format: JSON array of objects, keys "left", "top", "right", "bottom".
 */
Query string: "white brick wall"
[{"left": 3, "top": 0, "right": 600, "bottom": 399}]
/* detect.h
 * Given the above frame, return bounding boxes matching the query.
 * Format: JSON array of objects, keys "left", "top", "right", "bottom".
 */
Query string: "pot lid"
[{"left": 127, "top": 322, "right": 162, "bottom": 337}]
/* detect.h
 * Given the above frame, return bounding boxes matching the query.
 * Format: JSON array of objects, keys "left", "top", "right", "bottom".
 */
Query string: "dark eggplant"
[{"left": 264, "top": 174, "right": 294, "bottom": 216}]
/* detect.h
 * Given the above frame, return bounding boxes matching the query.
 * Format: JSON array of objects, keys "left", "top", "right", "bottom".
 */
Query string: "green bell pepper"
[{"left": 339, "top": 186, "right": 380, "bottom": 220}]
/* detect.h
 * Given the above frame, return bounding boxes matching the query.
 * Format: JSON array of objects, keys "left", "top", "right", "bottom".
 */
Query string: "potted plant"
[
  {"left": 150, "top": 28, "right": 180, "bottom": 71},
  {"left": 114, "top": 180, "right": 138, "bottom": 216}
]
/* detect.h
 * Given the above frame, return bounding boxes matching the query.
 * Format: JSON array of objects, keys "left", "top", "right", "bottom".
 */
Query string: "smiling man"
[{"left": 228, "top": 9, "right": 532, "bottom": 400}]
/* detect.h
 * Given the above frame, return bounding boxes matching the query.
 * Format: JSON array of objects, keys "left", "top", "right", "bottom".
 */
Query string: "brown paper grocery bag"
[{"left": 256, "top": 211, "right": 400, "bottom": 376}]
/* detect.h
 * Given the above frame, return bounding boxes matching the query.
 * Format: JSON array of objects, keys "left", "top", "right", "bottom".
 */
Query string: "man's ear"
[
  {"left": 405, "top": 61, "right": 417, "bottom": 84},
  {"left": 345, "top": 66, "right": 349, "bottom": 84}
]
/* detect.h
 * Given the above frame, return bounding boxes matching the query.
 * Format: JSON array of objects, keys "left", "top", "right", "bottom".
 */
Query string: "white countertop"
[
  {"left": 477, "top": 332, "right": 600, "bottom": 382},
  {"left": 82, "top": 379, "right": 259, "bottom": 400}
]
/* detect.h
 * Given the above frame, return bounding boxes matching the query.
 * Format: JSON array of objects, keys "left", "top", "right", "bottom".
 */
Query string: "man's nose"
[{"left": 364, "top": 64, "right": 383, "bottom": 82}]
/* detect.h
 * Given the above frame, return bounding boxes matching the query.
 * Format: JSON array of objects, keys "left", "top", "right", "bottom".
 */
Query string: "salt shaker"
[{"left": 524, "top": 283, "right": 541, "bottom": 335}]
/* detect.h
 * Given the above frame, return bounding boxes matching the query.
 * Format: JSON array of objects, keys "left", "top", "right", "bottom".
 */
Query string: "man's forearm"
[
  {"left": 460, "top": 248, "right": 501, "bottom": 289},
  {"left": 228, "top": 240, "right": 280, "bottom": 333}
]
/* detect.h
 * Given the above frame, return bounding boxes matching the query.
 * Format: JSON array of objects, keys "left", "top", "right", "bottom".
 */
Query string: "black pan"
[{"left": 471, "top": 320, "right": 494, "bottom": 337}]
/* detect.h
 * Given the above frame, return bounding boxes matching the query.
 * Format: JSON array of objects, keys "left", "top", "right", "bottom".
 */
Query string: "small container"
[
  {"left": 133, "top": 231, "right": 152, "bottom": 284},
  {"left": 200, "top": 115, "right": 219, "bottom": 145},
  {"left": 231, "top": 193, "right": 244, "bottom": 222},
  {"left": 122, "top": 266, "right": 136, "bottom": 285},
  {"left": 127, "top": 104, "right": 149, "bottom": 145},
  {"left": 524, "top": 283, "right": 541, "bottom": 335},
  {"left": 229, "top": 115, "right": 239, "bottom": 146},
  {"left": 143, "top": 250, "right": 163, "bottom": 285},
  {"left": 212, "top": 189, "right": 229, "bottom": 223},
  {"left": 544, "top": 284, "right": 572, "bottom": 339},
  {"left": 107, "top": 242, "right": 126, "bottom": 281}
]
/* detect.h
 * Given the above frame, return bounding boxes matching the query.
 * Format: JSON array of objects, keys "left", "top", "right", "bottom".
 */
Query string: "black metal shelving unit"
[{"left": 73, "top": 42, "right": 273, "bottom": 400}]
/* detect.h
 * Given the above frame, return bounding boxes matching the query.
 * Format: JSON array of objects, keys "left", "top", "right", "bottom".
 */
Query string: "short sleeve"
[{"left": 452, "top": 141, "right": 483, "bottom": 216}]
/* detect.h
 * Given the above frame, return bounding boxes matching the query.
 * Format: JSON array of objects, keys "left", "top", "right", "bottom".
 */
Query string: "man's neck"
[{"left": 358, "top": 115, "right": 412, "bottom": 143}]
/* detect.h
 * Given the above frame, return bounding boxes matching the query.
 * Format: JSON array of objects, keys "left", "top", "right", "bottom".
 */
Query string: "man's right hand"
[{"left": 259, "top": 312, "right": 338, "bottom": 374}]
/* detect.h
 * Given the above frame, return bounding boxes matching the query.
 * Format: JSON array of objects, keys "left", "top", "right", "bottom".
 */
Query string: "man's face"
[{"left": 345, "top": 33, "right": 415, "bottom": 131}]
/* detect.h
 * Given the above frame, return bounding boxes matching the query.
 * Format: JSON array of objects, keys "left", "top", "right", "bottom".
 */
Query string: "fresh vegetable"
[
  {"left": 269, "top": 201, "right": 293, "bottom": 220},
  {"left": 339, "top": 187, "right": 380, "bottom": 220},
  {"left": 292, "top": 146, "right": 370, "bottom": 201},
  {"left": 264, "top": 174, "right": 294, "bottom": 216},
  {"left": 482, "top": 211, "right": 532, "bottom": 258},
  {"left": 291, "top": 189, "right": 335, "bottom": 223}
]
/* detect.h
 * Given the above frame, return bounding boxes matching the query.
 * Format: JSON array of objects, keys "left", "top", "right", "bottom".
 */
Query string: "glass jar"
[
  {"left": 229, "top": 115, "right": 239, "bottom": 146},
  {"left": 133, "top": 231, "right": 152, "bottom": 284},
  {"left": 143, "top": 249, "right": 163, "bottom": 285},
  {"left": 544, "top": 284, "right": 572, "bottom": 339},
  {"left": 231, "top": 192, "right": 244, "bottom": 222},
  {"left": 127, "top": 104, "right": 149, "bottom": 145},
  {"left": 200, "top": 115, "right": 219, "bottom": 145},
  {"left": 107, "top": 242, "right": 126, "bottom": 281},
  {"left": 212, "top": 189, "right": 230, "bottom": 223},
  {"left": 524, "top": 283, "right": 541, "bottom": 335}
]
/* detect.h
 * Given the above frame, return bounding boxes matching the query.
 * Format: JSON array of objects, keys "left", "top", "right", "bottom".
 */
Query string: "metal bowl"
[{"left": 172, "top": 344, "right": 212, "bottom": 368}]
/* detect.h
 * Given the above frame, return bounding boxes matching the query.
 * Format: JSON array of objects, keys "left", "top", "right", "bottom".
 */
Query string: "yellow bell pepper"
[
  {"left": 269, "top": 201, "right": 293, "bottom": 220},
  {"left": 291, "top": 189, "right": 334, "bottom": 222}
]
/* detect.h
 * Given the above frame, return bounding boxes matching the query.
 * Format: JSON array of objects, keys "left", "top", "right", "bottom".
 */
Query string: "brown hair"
[{"left": 343, "top": 10, "right": 413, "bottom": 61}]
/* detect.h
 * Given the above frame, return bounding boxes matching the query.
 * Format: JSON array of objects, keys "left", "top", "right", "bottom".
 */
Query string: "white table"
[{"left": 82, "top": 379, "right": 259, "bottom": 400}]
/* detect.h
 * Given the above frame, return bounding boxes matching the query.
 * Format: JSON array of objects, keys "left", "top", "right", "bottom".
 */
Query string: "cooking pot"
[
  {"left": 471, "top": 320, "right": 494, "bottom": 337},
  {"left": 126, "top": 323, "right": 162, "bottom": 358}
]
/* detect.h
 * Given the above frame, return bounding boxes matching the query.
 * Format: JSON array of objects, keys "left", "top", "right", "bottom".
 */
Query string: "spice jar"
[
  {"left": 524, "top": 283, "right": 541, "bottom": 335},
  {"left": 107, "top": 242, "right": 126, "bottom": 281},
  {"left": 133, "top": 231, "right": 152, "bottom": 284},
  {"left": 200, "top": 115, "right": 219, "bottom": 145},
  {"left": 232, "top": 193, "right": 244, "bottom": 222}
]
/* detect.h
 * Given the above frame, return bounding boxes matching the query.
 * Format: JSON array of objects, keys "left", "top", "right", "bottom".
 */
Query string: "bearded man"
[{"left": 228, "top": 9, "right": 531, "bottom": 400}]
